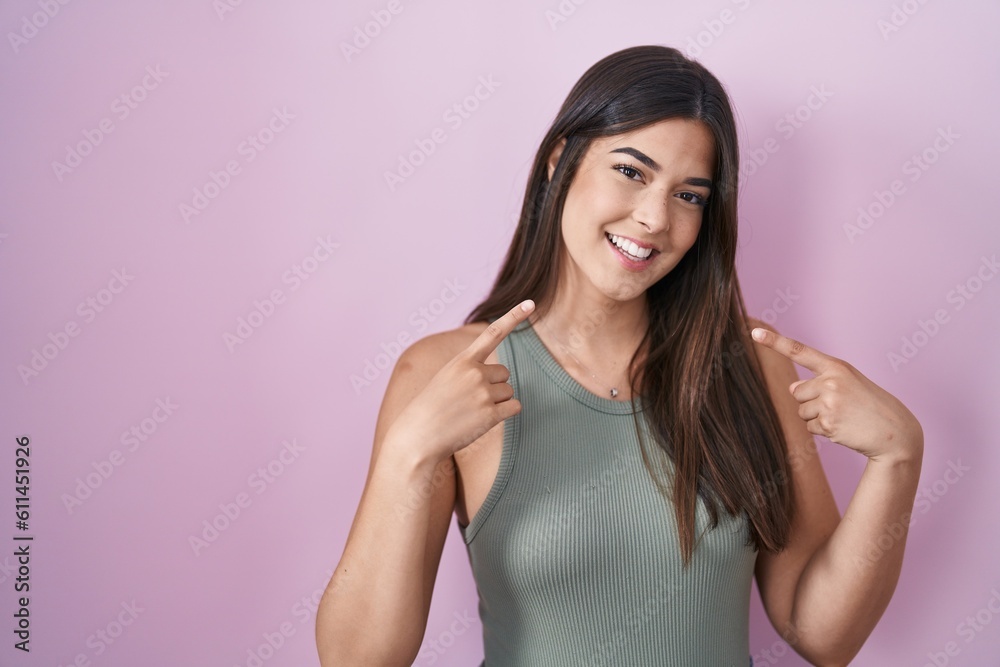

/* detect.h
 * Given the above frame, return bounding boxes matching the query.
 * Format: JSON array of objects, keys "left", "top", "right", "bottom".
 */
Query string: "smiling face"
[{"left": 547, "top": 117, "right": 716, "bottom": 303}]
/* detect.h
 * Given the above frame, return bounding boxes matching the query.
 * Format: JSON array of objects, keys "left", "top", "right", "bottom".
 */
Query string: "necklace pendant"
[{"left": 610, "top": 388, "right": 618, "bottom": 398}]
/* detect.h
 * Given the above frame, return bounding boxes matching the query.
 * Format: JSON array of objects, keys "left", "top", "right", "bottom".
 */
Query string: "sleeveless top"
[{"left": 458, "top": 318, "right": 758, "bottom": 666}]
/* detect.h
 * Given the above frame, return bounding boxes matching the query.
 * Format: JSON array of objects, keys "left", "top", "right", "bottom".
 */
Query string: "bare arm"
[
  {"left": 315, "top": 300, "right": 532, "bottom": 665},
  {"left": 750, "top": 319, "right": 924, "bottom": 666},
  {"left": 314, "top": 337, "right": 458, "bottom": 666},
  {"left": 791, "top": 447, "right": 922, "bottom": 665}
]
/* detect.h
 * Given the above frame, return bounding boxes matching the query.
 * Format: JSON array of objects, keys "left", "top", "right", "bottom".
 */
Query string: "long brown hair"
[{"left": 464, "top": 45, "right": 795, "bottom": 566}]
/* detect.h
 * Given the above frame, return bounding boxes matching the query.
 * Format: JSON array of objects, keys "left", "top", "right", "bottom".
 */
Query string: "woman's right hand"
[{"left": 385, "top": 299, "right": 535, "bottom": 464}]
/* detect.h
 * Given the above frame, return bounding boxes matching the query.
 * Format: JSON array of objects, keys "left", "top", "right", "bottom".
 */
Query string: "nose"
[{"left": 631, "top": 187, "right": 671, "bottom": 234}]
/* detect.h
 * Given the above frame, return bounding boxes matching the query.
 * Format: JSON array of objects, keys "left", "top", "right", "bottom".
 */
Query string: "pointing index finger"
[
  {"left": 467, "top": 299, "right": 535, "bottom": 363},
  {"left": 751, "top": 326, "right": 830, "bottom": 374}
]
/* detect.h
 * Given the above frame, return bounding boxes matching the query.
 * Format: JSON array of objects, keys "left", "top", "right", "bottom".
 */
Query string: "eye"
[
  {"left": 676, "top": 192, "right": 710, "bottom": 207},
  {"left": 611, "top": 163, "right": 643, "bottom": 181}
]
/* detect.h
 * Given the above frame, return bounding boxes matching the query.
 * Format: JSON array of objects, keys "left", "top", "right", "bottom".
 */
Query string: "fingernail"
[
  {"left": 521, "top": 300, "right": 535, "bottom": 312},
  {"left": 751, "top": 328, "right": 764, "bottom": 341}
]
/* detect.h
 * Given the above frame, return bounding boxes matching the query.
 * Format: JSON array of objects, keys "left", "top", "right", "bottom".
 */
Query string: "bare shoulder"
[
  {"left": 398, "top": 321, "right": 493, "bottom": 373},
  {"left": 745, "top": 317, "right": 789, "bottom": 375},
  {"left": 359, "top": 323, "right": 498, "bottom": 531},
  {"left": 379, "top": 322, "right": 498, "bottom": 437},
  {"left": 744, "top": 315, "right": 812, "bottom": 439},
  {"left": 381, "top": 320, "right": 497, "bottom": 436},
  {"left": 367, "top": 323, "right": 488, "bottom": 478},
  {"left": 402, "top": 322, "right": 505, "bottom": 529}
]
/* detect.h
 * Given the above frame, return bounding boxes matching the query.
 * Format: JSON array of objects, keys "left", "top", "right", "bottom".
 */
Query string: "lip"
[
  {"left": 605, "top": 232, "right": 659, "bottom": 272},
  {"left": 606, "top": 231, "right": 660, "bottom": 252}
]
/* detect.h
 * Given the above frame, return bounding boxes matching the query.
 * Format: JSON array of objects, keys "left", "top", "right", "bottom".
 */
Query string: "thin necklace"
[{"left": 536, "top": 315, "right": 627, "bottom": 399}]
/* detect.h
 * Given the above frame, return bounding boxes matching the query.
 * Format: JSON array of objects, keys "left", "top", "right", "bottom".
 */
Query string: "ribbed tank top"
[{"left": 459, "top": 317, "right": 757, "bottom": 666}]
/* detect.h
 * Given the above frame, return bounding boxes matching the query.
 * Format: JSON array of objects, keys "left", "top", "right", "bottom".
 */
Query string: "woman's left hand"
[{"left": 750, "top": 326, "right": 924, "bottom": 463}]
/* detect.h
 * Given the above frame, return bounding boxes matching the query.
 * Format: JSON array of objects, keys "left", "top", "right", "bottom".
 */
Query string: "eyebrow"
[{"left": 609, "top": 146, "right": 713, "bottom": 190}]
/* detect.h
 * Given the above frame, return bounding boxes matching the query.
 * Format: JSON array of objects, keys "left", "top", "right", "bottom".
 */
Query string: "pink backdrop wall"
[{"left": 2, "top": 1, "right": 998, "bottom": 665}]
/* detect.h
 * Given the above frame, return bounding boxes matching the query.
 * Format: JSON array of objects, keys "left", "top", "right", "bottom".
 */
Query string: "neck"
[
  {"left": 534, "top": 299, "right": 647, "bottom": 354},
  {"left": 530, "top": 285, "right": 649, "bottom": 385}
]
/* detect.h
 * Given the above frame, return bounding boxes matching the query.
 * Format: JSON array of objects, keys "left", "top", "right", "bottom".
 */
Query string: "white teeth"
[{"left": 607, "top": 233, "right": 653, "bottom": 259}]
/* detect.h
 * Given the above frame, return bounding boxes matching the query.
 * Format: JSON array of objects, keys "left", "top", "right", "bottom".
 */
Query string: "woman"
[{"left": 316, "top": 45, "right": 924, "bottom": 666}]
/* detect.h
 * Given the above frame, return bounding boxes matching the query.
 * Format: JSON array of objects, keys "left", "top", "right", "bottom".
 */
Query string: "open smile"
[{"left": 605, "top": 232, "right": 659, "bottom": 271}]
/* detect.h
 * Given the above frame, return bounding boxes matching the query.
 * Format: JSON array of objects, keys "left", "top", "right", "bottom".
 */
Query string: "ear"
[{"left": 546, "top": 137, "right": 567, "bottom": 182}]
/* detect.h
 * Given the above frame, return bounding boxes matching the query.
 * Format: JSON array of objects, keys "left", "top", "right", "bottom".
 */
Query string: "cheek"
[
  {"left": 567, "top": 173, "right": 630, "bottom": 223},
  {"left": 677, "top": 215, "right": 703, "bottom": 243},
  {"left": 591, "top": 187, "right": 632, "bottom": 219},
  {"left": 686, "top": 222, "right": 703, "bottom": 246}
]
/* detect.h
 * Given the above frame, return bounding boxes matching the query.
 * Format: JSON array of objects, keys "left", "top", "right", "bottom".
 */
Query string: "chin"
[{"left": 598, "top": 278, "right": 649, "bottom": 303}]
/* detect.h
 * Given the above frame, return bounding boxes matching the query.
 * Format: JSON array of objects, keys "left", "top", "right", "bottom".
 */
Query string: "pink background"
[{"left": 2, "top": 1, "right": 999, "bottom": 665}]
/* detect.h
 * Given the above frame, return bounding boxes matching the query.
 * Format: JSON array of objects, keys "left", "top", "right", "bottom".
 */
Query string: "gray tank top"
[{"left": 459, "top": 317, "right": 757, "bottom": 666}]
